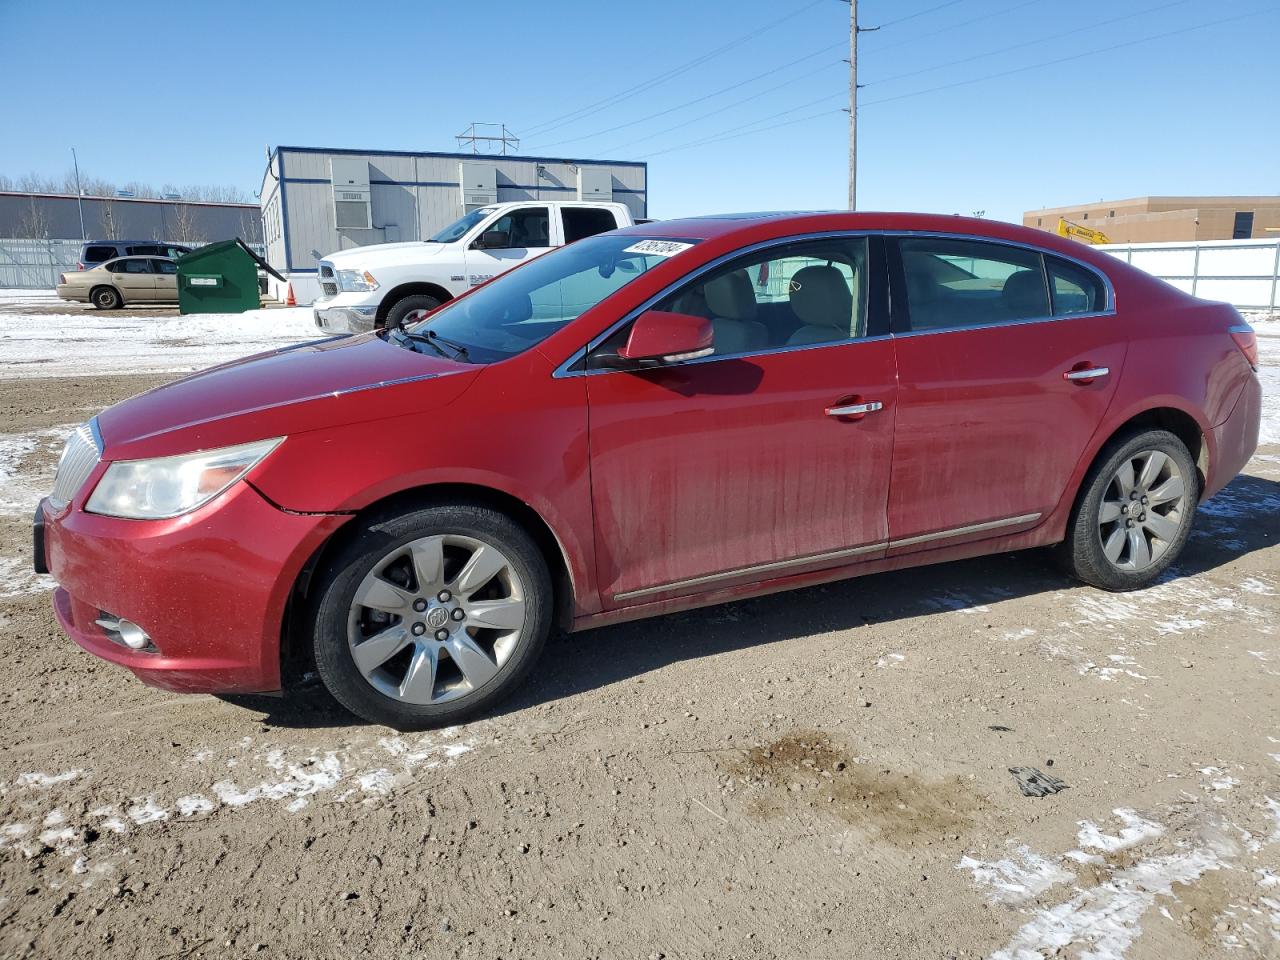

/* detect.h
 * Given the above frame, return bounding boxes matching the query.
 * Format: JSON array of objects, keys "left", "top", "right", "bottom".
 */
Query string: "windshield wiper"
[
  {"left": 423, "top": 329, "right": 471, "bottom": 361},
  {"left": 390, "top": 327, "right": 470, "bottom": 361},
  {"left": 389, "top": 327, "right": 450, "bottom": 359}
]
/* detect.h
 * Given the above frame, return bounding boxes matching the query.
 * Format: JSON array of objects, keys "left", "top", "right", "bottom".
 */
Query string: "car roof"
[
  {"left": 614, "top": 211, "right": 1126, "bottom": 272},
  {"left": 85, "top": 239, "right": 188, "bottom": 246}
]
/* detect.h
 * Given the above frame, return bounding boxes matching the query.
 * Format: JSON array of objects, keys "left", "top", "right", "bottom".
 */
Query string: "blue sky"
[{"left": 1, "top": 0, "right": 1277, "bottom": 223}]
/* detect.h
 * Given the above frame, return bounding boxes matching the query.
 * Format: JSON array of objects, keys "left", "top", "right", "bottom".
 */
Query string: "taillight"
[
  {"left": 1229, "top": 324, "right": 1258, "bottom": 369},
  {"left": 58, "top": 274, "right": 66, "bottom": 285}
]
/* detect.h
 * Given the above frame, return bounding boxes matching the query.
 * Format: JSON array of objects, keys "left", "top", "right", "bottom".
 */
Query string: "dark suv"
[{"left": 78, "top": 240, "right": 192, "bottom": 271}]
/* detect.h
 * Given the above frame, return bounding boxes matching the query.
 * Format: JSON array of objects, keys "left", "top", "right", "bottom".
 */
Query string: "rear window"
[
  {"left": 84, "top": 245, "right": 118, "bottom": 264},
  {"left": 562, "top": 207, "right": 619, "bottom": 244}
]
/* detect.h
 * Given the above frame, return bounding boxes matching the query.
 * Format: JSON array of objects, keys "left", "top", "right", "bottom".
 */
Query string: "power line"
[
  {"left": 643, "top": 105, "right": 847, "bottom": 159},
  {"left": 867, "top": 0, "right": 1194, "bottom": 87},
  {"left": 861, "top": 6, "right": 1271, "bottom": 108},
  {"left": 529, "top": 44, "right": 845, "bottom": 151},
  {"left": 602, "top": 60, "right": 843, "bottom": 154},
  {"left": 517, "top": 0, "right": 826, "bottom": 139},
  {"left": 863, "top": 0, "right": 1047, "bottom": 55},
  {"left": 868, "top": 0, "right": 966, "bottom": 29}
]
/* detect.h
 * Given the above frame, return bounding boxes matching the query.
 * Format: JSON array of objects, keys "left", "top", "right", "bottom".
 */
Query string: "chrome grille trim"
[{"left": 48, "top": 419, "right": 103, "bottom": 509}]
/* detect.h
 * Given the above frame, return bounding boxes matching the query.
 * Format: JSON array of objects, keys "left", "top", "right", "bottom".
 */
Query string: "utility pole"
[
  {"left": 848, "top": 0, "right": 857, "bottom": 211},
  {"left": 70, "top": 147, "right": 86, "bottom": 241}
]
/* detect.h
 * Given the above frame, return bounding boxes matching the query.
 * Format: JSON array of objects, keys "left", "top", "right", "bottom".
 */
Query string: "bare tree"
[
  {"left": 99, "top": 198, "right": 120, "bottom": 240},
  {"left": 15, "top": 196, "right": 51, "bottom": 239},
  {"left": 170, "top": 204, "right": 205, "bottom": 246},
  {"left": 238, "top": 208, "right": 263, "bottom": 244}
]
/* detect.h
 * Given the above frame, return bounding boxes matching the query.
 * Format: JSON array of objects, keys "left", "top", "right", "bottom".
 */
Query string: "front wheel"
[
  {"left": 310, "top": 503, "right": 552, "bottom": 729},
  {"left": 1058, "top": 429, "right": 1198, "bottom": 591},
  {"left": 91, "top": 286, "right": 122, "bottom": 310},
  {"left": 384, "top": 294, "right": 442, "bottom": 331}
]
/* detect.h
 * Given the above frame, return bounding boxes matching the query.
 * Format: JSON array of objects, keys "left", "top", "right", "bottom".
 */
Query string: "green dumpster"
[{"left": 176, "top": 239, "right": 284, "bottom": 314}]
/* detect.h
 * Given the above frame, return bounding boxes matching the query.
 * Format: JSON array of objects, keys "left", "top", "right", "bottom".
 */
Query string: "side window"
[
  {"left": 85, "top": 245, "right": 117, "bottom": 264},
  {"left": 121, "top": 259, "right": 153, "bottom": 274},
  {"left": 898, "top": 237, "right": 1048, "bottom": 331},
  {"left": 127, "top": 245, "right": 160, "bottom": 256},
  {"left": 653, "top": 237, "right": 869, "bottom": 356},
  {"left": 562, "top": 207, "right": 618, "bottom": 244},
  {"left": 486, "top": 207, "right": 551, "bottom": 248},
  {"left": 152, "top": 259, "right": 178, "bottom": 274},
  {"left": 1046, "top": 256, "right": 1105, "bottom": 315}
]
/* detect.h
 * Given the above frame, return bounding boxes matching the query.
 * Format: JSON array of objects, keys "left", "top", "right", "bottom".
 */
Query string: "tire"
[
  {"left": 310, "top": 503, "right": 552, "bottom": 729},
  {"left": 1058, "top": 428, "right": 1198, "bottom": 591},
  {"left": 91, "top": 286, "right": 122, "bottom": 310},
  {"left": 384, "top": 294, "right": 442, "bottom": 331}
]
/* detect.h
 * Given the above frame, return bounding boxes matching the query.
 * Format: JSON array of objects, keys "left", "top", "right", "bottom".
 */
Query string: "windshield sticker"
[{"left": 622, "top": 239, "right": 695, "bottom": 258}]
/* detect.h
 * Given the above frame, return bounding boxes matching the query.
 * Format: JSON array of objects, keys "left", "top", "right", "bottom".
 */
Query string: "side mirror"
[
  {"left": 617, "top": 310, "right": 714, "bottom": 365},
  {"left": 477, "top": 230, "right": 510, "bottom": 250}
]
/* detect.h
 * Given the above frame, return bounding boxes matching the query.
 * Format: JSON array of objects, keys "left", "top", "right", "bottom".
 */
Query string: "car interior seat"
[
  {"left": 786, "top": 264, "right": 856, "bottom": 345},
  {"left": 1000, "top": 269, "right": 1050, "bottom": 319},
  {"left": 702, "top": 270, "right": 768, "bottom": 355}
]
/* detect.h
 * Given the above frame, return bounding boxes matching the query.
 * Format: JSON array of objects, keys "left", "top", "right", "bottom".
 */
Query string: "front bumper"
[
  {"left": 314, "top": 302, "right": 379, "bottom": 334},
  {"left": 40, "top": 482, "right": 348, "bottom": 694}
]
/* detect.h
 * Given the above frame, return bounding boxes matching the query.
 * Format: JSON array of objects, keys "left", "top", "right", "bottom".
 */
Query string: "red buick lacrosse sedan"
[{"left": 35, "top": 213, "right": 1261, "bottom": 729}]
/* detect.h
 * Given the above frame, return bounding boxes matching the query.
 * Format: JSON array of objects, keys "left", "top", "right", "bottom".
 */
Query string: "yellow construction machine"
[{"left": 1056, "top": 217, "right": 1112, "bottom": 245}]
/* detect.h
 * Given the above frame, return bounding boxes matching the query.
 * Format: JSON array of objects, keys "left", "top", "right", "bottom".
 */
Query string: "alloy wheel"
[
  {"left": 1097, "top": 449, "right": 1187, "bottom": 572},
  {"left": 346, "top": 535, "right": 527, "bottom": 705},
  {"left": 401, "top": 308, "right": 431, "bottom": 324}
]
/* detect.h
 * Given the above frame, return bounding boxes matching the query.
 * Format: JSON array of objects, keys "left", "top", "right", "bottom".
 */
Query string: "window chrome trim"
[
  {"left": 611, "top": 511, "right": 1044, "bottom": 602},
  {"left": 552, "top": 229, "right": 1116, "bottom": 378}
]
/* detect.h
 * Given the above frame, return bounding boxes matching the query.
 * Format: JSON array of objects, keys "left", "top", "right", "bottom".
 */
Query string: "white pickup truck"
[{"left": 313, "top": 200, "right": 636, "bottom": 333}]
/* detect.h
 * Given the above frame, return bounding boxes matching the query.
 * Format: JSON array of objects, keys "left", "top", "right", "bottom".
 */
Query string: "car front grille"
[
  {"left": 49, "top": 421, "right": 102, "bottom": 510},
  {"left": 318, "top": 262, "right": 337, "bottom": 298}
]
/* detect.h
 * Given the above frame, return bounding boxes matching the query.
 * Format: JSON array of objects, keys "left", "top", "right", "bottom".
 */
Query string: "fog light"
[{"left": 94, "top": 613, "right": 157, "bottom": 653}]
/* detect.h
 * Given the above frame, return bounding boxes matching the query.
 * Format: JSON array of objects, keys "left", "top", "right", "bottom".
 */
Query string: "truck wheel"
[
  {"left": 91, "top": 286, "right": 122, "bottom": 310},
  {"left": 1057, "top": 428, "right": 1198, "bottom": 591},
  {"left": 385, "top": 295, "right": 442, "bottom": 331},
  {"left": 310, "top": 502, "right": 552, "bottom": 730}
]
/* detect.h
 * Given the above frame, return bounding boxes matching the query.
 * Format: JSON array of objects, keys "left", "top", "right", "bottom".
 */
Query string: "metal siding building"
[
  {"left": 0, "top": 192, "right": 260, "bottom": 244},
  {"left": 260, "top": 145, "right": 647, "bottom": 301}
]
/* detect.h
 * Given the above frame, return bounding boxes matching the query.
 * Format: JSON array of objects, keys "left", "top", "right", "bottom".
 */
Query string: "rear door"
[
  {"left": 584, "top": 235, "right": 898, "bottom": 606},
  {"left": 885, "top": 235, "right": 1125, "bottom": 554},
  {"left": 107, "top": 258, "right": 157, "bottom": 302},
  {"left": 151, "top": 258, "right": 178, "bottom": 302},
  {"left": 463, "top": 206, "right": 552, "bottom": 288}
]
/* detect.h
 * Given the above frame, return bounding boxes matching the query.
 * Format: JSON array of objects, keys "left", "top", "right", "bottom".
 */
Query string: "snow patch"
[
  {"left": 1077, "top": 809, "right": 1164, "bottom": 853},
  {"left": 958, "top": 846, "right": 1074, "bottom": 904}
]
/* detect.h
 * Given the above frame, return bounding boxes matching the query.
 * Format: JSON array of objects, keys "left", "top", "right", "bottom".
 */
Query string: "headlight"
[
  {"left": 85, "top": 438, "right": 284, "bottom": 520},
  {"left": 336, "top": 268, "right": 379, "bottom": 292}
]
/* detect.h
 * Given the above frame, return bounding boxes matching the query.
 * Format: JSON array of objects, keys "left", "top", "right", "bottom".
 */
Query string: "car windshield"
[
  {"left": 429, "top": 207, "right": 496, "bottom": 243},
  {"left": 404, "top": 234, "right": 696, "bottom": 364}
]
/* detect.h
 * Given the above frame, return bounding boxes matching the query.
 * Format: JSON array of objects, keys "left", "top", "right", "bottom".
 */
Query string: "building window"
[
  {"left": 1082, "top": 212, "right": 1088, "bottom": 220},
  {"left": 1108, "top": 210, "right": 1115, "bottom": 218},
  {"left": 1233, "top": 211, "right": 1254, "bottom": 239},
  {"left": 1036, "top": 217, "right": 1042, "bottom": 227}
]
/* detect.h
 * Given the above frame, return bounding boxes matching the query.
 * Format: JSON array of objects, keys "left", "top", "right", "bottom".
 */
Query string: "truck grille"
[
  {"left": 319, "top": 262, "right": 337, "bottom": 298},
  {"left": 49, "top": 421, "right": 102, "bottom": 510}
]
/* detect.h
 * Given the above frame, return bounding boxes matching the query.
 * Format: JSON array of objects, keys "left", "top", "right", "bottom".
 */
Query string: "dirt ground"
[{"left": 2, "top": 362, "right": 1279, "bottom": 959}]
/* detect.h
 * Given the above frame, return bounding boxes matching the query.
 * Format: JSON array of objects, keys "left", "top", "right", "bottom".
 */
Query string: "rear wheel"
[
  {"left": 91, "top": 286, "right": 121, "bottom": 310},
  {"left": 310, "top": 503, "right": 551, "bottom": 729},
  {"left": 1059, "top": 429, "right": 1198, "bottom": 591},
  {"left": 384, "top": 294, "right": 442, "bottom": 331}
]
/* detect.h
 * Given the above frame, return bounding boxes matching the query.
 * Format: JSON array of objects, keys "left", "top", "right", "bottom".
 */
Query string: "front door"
[
  {"left": 463, "top": 206, "right": 553, "bottom": 289},
  {"left": 886, "top": 235, "right": 1126, "bottom": 553},
  {"left": 151, "top": 258, "right": 179, "bottom": 302},
  {"left": 108, "top": 257, "right": 156, "bottom": 302},
  {"left": 585, "top": 236, "right": 897, "bottom": 607}
]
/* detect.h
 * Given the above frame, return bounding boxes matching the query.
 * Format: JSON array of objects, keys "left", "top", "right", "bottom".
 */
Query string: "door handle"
[
  {"left": 1063, "top": 366, "right": 1110, "bottom": 383},
  {"left": 826, "top": 400, "right": 883, "bottom": 418}
]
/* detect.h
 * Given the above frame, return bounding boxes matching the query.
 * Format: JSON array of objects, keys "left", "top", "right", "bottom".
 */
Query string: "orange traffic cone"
[{"left": 285, "top": 283, "right": 296, "bottom": 307}]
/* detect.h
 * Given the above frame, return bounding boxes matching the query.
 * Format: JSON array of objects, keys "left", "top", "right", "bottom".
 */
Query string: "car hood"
[
  {"left": 325, "top": 242, "right": 448, "bottom": 266},
  {"left": 97, "top": 334, "right": 479, "bottom": 460}
]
